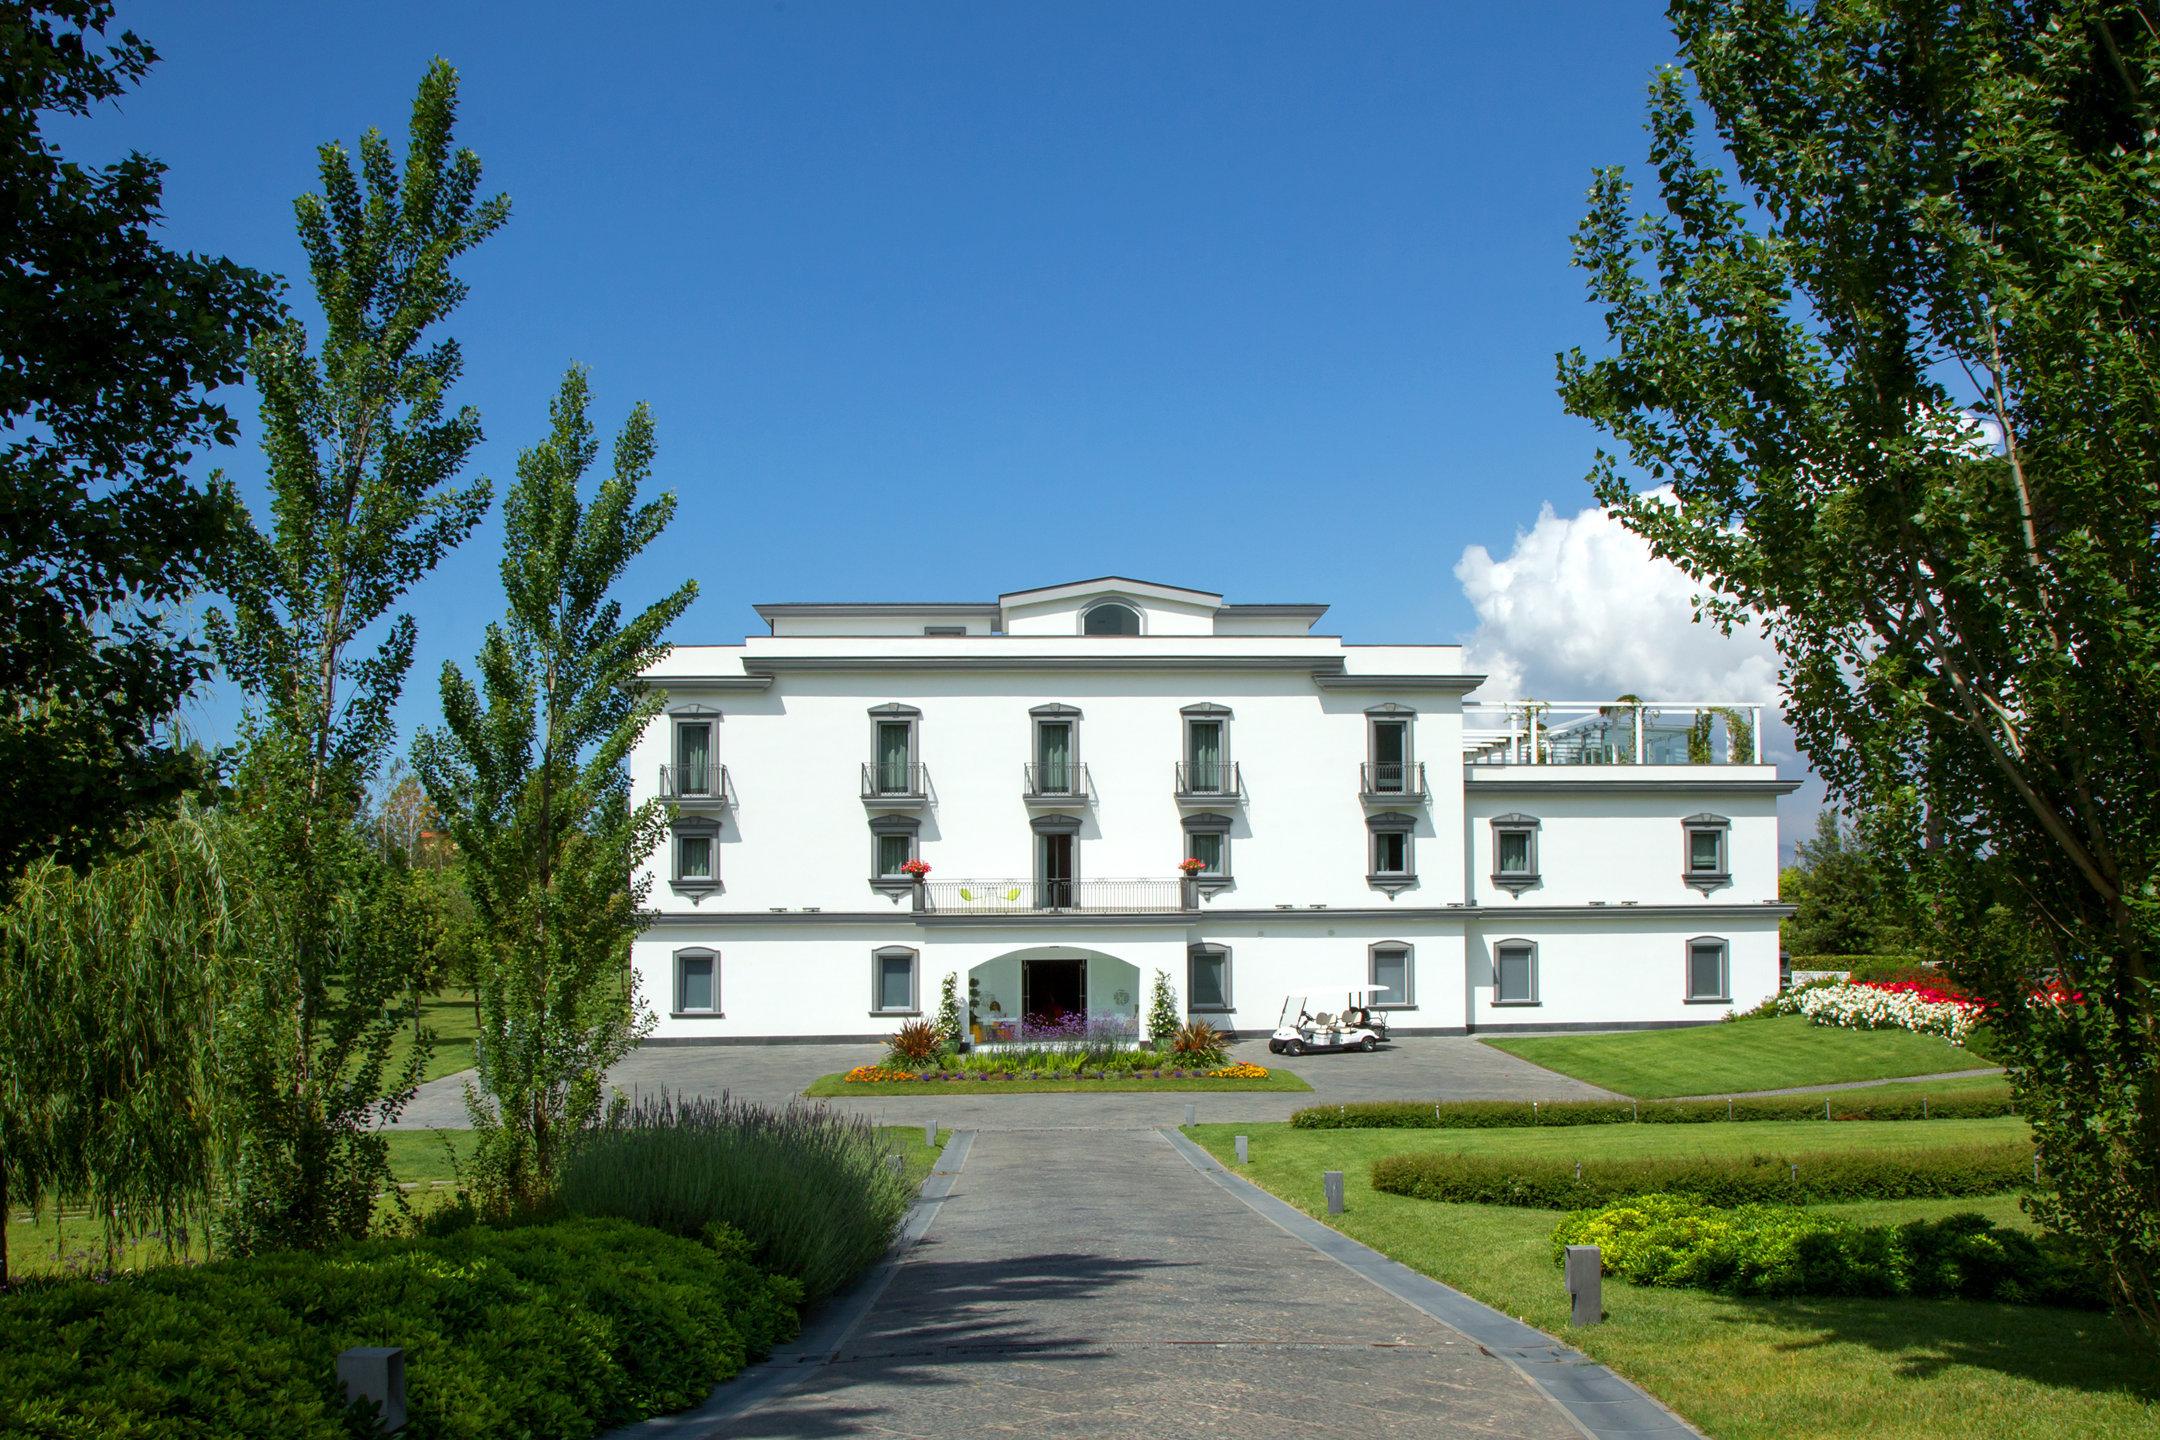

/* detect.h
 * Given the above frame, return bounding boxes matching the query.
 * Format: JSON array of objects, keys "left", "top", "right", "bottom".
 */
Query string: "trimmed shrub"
[
  {"left": 556, "top": 1092, "right": 915, "bottom": 1305},
  {"left": 0, "top": 1217, "right": 798, "bottom": 1439},
  {"left": 1291, "top": 1088, "right": 2015, "bottom": 1130},
  {"left": 1370, "top": 1142, "right": 2033, "bottom": 1208},
  {"left": 1551, "top": 1193, "right": 2100, "bottom": 1306}
]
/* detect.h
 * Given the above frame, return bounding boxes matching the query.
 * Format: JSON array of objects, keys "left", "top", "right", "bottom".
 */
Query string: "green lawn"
[
  {"left": 1484, "top": 1015, "right": 1998, "bottom": 1098},
  {"left": 1190, "top": 1122, "right": 2158, "bottom": 1440},
  {"left": 804, "top": 1069, "right": 1311, "bottom": 1097},
  {"left": 384, "top": 987, "right": 484, "bottom": 1084}
]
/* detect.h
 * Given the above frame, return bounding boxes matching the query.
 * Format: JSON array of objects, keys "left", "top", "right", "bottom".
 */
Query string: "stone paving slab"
[
  {"left": 389, "top": 1034, "right": 1617, "bottom": 1130},
  {"left": 719, "top": 1128, "right": 1585, "bottom": 1440}
]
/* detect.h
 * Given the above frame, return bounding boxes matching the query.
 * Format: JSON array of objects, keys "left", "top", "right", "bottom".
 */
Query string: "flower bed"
[
  {"left": 1772, "top": 979, "right": 1988, "bottom": 1045},
  {"left": 844, "top": 1061, "right": 1278, "bottom": 1083}
]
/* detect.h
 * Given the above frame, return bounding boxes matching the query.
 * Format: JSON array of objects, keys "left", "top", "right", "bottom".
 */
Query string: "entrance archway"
[{"left": 968, "top": 946, "right": 1142, "bottom": 1046}]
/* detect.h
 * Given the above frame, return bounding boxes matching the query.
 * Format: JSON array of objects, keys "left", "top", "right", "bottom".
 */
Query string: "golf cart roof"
[{"left": 1344, "top": 985, "right": 1390, "bottom": 998}]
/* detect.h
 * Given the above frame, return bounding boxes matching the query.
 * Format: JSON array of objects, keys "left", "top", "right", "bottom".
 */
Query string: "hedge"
[
  {"left": 1370, "top": 1142, "right": 2033, "bottom": 1208},
  {"left": 0, "top": 1218, "right": 800, "bottom": 1439},
  {"left": 1291, "top": 1088, "right": 2014, "bottom": 1130},
  {"left": 1552, "top": 1193, "right": 2099, "bottom": 1307}
]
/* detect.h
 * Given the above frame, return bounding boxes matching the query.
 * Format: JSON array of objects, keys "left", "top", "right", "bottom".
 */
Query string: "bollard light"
[
  {"left": 337, "top": 1348, "right": 407, "bottom": 1434},
  {"left": 924, "top": 1121, "right": 937, "bottom": 1148},
  {"left": 1184, "top": 1102, "right": 1197, "bottom": 1127},
  {"left": 1323, "top": 1170, "right": 1345, "bottom": 1215},
  {"left": 1564, "top": 1246, "right": 1603, "bottom": 1327},
  {"left": 1234, "top": 1134, "right": 1249, "bottom": 1165}
]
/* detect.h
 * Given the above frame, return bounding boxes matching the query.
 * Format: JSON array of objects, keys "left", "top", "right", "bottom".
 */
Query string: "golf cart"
[{"left": 1268, "top": 988, "right": 1389, "bottom": 1055}]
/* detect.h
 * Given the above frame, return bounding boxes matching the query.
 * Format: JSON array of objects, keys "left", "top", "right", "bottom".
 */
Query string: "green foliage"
[
  {"left": 554, "top": 1092, "right": 912, "bottom": 1306},
  {"left": 1147, "top": 968, "right": 1180, "bottom": 1045},
  {"left": 0, "top": 4, "right": 277, "bottom": 881},
  {"left": 415, "top": 368, "right": 690, "bottom": 1215},
  {"left": 884, "top": 1019, "right": 942, "bottom": 1067},
  {"left": 1371, "top": 1142, "right": 2033, "bottom": 1209},
  {"left": 1293, "top": 1088, "right": 2015, "bottom": 1130},
  {"left": 1168, "top": 1020, "right": 1227, "bottom": 1067},
  {"left": 1553, "top": 1193, "right": 2098, "bottom": 1307},
  {"left": 1782, "top": 813, "right": 1915, "bottom": 959},
  {"left": 933, "top": 972, "right": 962, "bottom": 1050},
  {"left": 0, "top": 804, "right": 243, "bottom": 1284},
  {"left": 206, "top": 61, "right": 507, "bottom": 1251},
  {"left": 0, "top": 1217, "right": 797, "bottom": 1437},
  {"left": 1559, "top": 1, "right": 2160, "bottom": 1331}
]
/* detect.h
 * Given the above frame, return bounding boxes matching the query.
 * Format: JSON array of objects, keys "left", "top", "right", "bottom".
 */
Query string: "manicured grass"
[
  {"left": 803, "top": 1068, "right": 1311, "bottom": 1097},
  {"left": 1228, "top": 1115, "right": 2027, "bottom": 1168},
  {"left": 1189, "top": 1122, "right": 2158, "bottom": 1440},
  {"left": 1484, "top": 1014, "right": 1998, "bottom": 1098},
  {"left": 384, "top": 986, "right": 484, "bottom": 1083}
]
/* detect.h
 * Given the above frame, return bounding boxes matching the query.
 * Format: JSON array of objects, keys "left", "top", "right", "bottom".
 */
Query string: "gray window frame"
[
  {"left": 1029, "top": 703, "right": 1083, "bottom": 795},
  {"left": 1685, "top": 936, "right": 1731, "bottom": 1003},
  {"left": 1080, "top": 599, "right": 1143, "bottom": 635},
  {"left": 868, "top": 814, "right": 920, "bottom": 891},
  {"left": 1366, "top": 705, "right": 1417, "bottom": 794},
  {"left": 1187, "top": 943, "right": 1233, "bottom": 1013},
  {"left": 674, "top": 947, "right": 720, "bottom": 1016},
  {"left": 1183, "top": 810, "right": 1233, "bottom": 885},
  {"left": 669, "top": 709, "right": 718, "bottom": 797},
  {"left": 871, "top": 945, "right": 921, "bottom": 1016},
  {"left": 1367, "top": 811, "right": 1417, "bottom": 890},
  {"left": 1493, "top": 939, "right": 1540, "bottom": 1006},
  {"left": 1682, "top": 813, "right": 1732, "bottom": 893},
  {"left": 867, "top": 703, "right": 922, "bottom": 795},
  {"left": 1490, "top": 813, "right": 1541, "bottom": 895},
  {"left": 670, "top": 815, "right": 720, "bottom": 892},
  {"left": 1181, "top": 703, "right": 1233, "bottom": 794},
  {"left": 1368, "top": 941, "right": 1415, "bottom": 1009}
]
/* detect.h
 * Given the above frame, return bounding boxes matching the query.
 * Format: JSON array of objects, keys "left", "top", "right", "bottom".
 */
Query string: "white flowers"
[{"left": 1772, "top": 981, "right": 1985, "bottom": 1046}]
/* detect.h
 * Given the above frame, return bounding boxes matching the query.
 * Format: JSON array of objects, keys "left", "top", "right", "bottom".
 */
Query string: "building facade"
[{"left": 630, "top": 577, "right": 1797, "bottom": 1043}]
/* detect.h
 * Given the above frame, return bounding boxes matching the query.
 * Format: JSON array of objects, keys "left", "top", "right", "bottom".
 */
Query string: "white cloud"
[{"left": 1453, "top": 493, "right": 1825, "bottom": 854}]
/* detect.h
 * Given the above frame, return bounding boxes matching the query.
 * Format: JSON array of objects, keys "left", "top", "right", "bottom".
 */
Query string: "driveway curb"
[
  {"left": 1160, "top": 1126, "right": 1703, "bottom": 1440},
  {"left": 599, "top": 1128, "right": 976, "bottom": 1439}
]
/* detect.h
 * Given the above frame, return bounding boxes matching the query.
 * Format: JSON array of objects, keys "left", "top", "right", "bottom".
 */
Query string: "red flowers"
[
  {"left": 1860, "top": 979, "right": 1985, "bottom": 1009},
  {"left": 899, "top": 858, "right": 931, "bottom": 878},
  {"left": 1177, "top": 857, "right": 1207, "bottom": 875}
]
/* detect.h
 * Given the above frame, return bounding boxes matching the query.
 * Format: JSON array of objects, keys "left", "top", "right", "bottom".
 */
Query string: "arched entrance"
[{"left": 968, "top": 946, "right": 1142, "bottom": 1046}]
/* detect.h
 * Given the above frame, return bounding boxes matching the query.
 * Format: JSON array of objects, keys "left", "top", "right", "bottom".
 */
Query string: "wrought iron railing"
[
  {"left": 1022, "top": 761, "right": 1092, "bottom": 799},
  {"left": 659, "top": 762, "right": 734, "bottom": 805},
  {"left": 1360, "top": 760, "right": 1427, "bottom": 797},
  {"left": 920, "top": 878, "right": 1187, "bottom": 914},
  {"left": 1175, "top": 760, "right": 1241, "bottom": 797},
  {"left": 861, "top": 761, "right": 929, "bottom": 799}
]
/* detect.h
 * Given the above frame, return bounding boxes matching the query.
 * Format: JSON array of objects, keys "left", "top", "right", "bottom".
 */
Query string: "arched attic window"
[{"left": 1081, "top": 601, "right": 1141, "bottom": 635}]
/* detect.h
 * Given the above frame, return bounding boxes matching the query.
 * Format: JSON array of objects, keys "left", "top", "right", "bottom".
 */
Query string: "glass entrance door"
[
  {"left": 1187, "top": 719, "right": 1223, "bottom": 792},
  {"left": 1036, "top": 721, "right": 1073, "bottom": 793},
  {"left": 1038, "top": 833, "right": 1075, "bottom": 909},
  {"left": 1371, "top": 719, "right": 1408, "bottom": 792},
  {"left": 875, "top": 721, "right": 912, "bottom": 793}
]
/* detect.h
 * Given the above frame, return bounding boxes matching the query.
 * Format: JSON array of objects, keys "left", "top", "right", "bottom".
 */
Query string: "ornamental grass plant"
[{"left": 555, "top": 1092, "right": 915, "bottom": 1305}]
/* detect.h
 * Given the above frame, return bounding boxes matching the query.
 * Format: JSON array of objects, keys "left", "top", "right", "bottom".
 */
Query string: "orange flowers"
[
  {"left": 843, "top": 1065, "right": 921, "bottom": 1083},
  {"left": 1206, "top": 1062, "right": 1270, "bottom": 1080}
]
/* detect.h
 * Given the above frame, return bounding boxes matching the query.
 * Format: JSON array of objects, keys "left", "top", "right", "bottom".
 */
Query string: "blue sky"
[{"left": 73, "top": 2, "right": 1700, "bottom": 752}]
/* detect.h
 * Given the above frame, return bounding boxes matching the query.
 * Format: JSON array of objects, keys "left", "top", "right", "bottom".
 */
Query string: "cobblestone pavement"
[
  {"left": 722, "top": 1128, "right": 1584, "bottom": 1440},
  {"left": 389, "top": 1034, "right": 1614, "bottom": 1130}
]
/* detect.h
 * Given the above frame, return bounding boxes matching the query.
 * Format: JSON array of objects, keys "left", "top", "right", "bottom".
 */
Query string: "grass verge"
[
  {"left": 1483, "top": 1014, "right": 1998, "bottom": 1098},
  {"left": 383, "top": 986, "right": 484, "bottom": 1084},
  {"left": 1189, "top": 1122, "right": 2158, "bottom": 1440},
  {"left": 804, "top": 1068, "right": 1311, "bottom": 1096}
]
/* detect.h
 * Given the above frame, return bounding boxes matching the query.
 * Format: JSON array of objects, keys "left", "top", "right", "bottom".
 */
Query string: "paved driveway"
[
  {"left": 391, "top": 1034, "right": 1614, "bottom": 1130},
  {"left": 718, "top": 1128, "right": 1584, "bottom": 1439}
]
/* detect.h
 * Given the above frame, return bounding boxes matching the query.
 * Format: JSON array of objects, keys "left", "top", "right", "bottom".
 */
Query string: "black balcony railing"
[
  {"left": 659, "top": 762, "right": 733, "bottom": 805},
  {"left": 919, "top": 878, "right": 1187, "bottom": 914},
  {"left": 1174, "top": 760, "right": 1241, "bottom": 797},
  {"left": 861, "top": 761, "right": 929, "bottom": 799},
  {"left": 1361, "top": 760, "right": 1428, "bottom": 798},
  {"left": 1023, "top": 761, "right": 1092, "bottom": 800}
]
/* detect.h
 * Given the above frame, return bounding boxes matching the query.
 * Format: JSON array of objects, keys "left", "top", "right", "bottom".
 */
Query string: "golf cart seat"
[{"left": 1311, "top": 1012, "right": 1336, "bottom": 1027}]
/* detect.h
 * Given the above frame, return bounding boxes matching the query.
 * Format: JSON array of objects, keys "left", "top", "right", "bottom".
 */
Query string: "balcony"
[
  {"left": 1174, "top": 760, "right": 1243, "bottom": 804},
  {"left": 918, "top": 878, "right": 1188, "bottom": 915},
  {"left": 1022, "top": 761, "right": 1093, "bottom": 808},
  {"left": 1462, "top": 701, "right": 1766, "bottom": 767},
  {"left": 659, "top": 762, "right": 734, "bottom": 812},
  {"left": 861, "top": 761, "right": 931, "bottom": 810},
  {"left": 1360, "top": 760, "right": 1428, "bottom": 802}
]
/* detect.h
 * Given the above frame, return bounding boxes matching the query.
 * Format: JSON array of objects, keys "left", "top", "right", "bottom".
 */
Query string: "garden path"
[{"left": 710, "top": 1126, "right": 1592, "bottom": 1440}]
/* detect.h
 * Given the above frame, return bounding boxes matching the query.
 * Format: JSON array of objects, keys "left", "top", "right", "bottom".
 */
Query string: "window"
[
  {"left": 672, "top": 717, "right": 714, "bottom": 796},
  {"left": 675, "top": 949, "right": 719, "bottom": 1014},
  {"left": 1367, "top": 812, "right": 1417, "bottom": 888},
  {"left": 1031, "top": 704, "right": 1081, "bottom": 794},
  {"left": 1181, "top": 704, "right": 1232, "bottom": 793},
  {"left": 868, "top": 815, "right": 919, "bottom": 886},
  {"left": 1494, "top": 940, "right": 1538, "bottom": 1005},
  {"left": 1682, "top": 813, "right": 1731, "bottom": 891},
  {"left": 1490, "top": 813, "right": 1540, "bottom": 894},
  {"left": 868, "top": 704, "right": 920, "bottom": 795},
  {"left": 1686, "top": 938, "right": 1730, "bottom": 1002},
  {"left": 872, "top": 947, "right": 919, "bottom": 1014},
  {"left": 1369, "top": 943, "right": 1414, "bottom": 1008},
  {"left": 875, "top": 833, "right": 912, "bottom": 877},
  {"left": 1367, "top": 709, "right": 1414, "bottom": 793},
  {"left": 1081, "top": 601, "right": 1141, "bottom": 635},
  {"left": 671, "top": 817, "right": 719, "bottom": 888},
  {"left": 1183, "top": 812, "right": 1232, "bottom": 881},
  {"left": 1188, "top": 944, "right": 1232, "bottom": 1012}
]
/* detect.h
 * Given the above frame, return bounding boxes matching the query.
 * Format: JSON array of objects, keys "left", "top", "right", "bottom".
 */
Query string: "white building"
[{"left": 630, "top": 577, "right": 1796, "bottom": 1044}]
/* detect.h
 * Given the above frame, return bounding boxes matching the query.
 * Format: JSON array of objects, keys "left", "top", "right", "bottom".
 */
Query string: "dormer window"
[{"left": 1081, "top": 601, "right": 1141, "bottom": 635}]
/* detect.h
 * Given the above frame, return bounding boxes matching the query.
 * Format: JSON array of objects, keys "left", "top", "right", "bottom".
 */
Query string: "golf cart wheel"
[
  {"left": 1281, "top": 1039, "right": 1304, "bottom": 1057},
  {"left": 1359, "top": 1036, "right": 1378, "bottom": 1053},
  {"left": 1266, "top": 1040, "right": 1283, "bottom": 1055}
]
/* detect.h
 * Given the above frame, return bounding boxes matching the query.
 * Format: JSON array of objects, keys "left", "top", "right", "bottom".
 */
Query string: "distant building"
[{"left": 632, "top": 577, "right": 1795, "bottom": 1041}]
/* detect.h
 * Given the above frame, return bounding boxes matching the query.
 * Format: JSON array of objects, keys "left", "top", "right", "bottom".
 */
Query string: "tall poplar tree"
[
  {"left": 209, "top": 59, "right": 505, "bottom": 1250},
  {"left": 1560, "top": 0, "right": 2159, "bottom": 1330},
  {"left": 417, "top": 368, "right": 693, "bottom": 1214}
]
